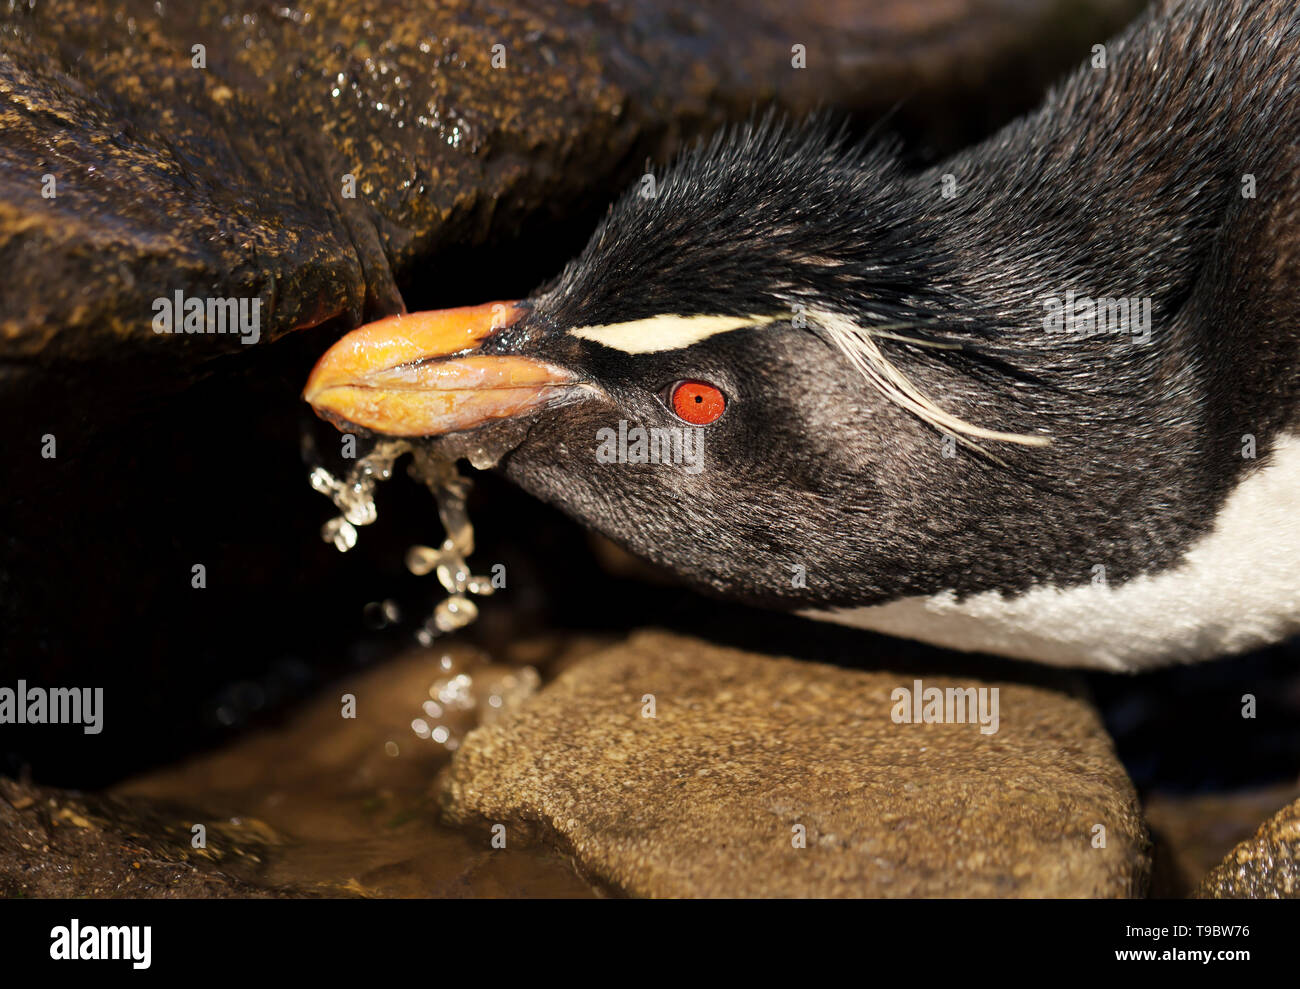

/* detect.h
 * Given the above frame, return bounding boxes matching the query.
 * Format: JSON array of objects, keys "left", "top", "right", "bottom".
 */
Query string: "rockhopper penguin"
[{"left": 305, "top": 0, "right": 1300, "bottom": 672}]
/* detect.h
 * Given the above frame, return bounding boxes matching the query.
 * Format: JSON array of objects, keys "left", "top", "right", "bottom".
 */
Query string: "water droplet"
[
  {"left": 322, "top": 517, "right": 357, "bottom": 551},
  {"left": 405, "top": 545, "right": 440, "bottom": 576},
  {"left": 362, "top": 599, "right": 401, "bottom": 629},
  {"left": 435, "top": 561, "right": 469, "bottom": 594},
  {"left": 433, "top": 595, "right": 477, "bottom": 632}
]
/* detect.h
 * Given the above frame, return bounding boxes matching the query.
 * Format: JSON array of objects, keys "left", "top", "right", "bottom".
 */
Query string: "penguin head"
[{"left": 305, "top": 120, "right": 1048, "bottom": 610}]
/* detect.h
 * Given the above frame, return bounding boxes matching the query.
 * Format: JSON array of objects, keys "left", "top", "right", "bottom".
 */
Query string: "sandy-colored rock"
[
  {"left": 110, "top": 643, "right": 601, "bottom": 898},
  {"left": 1194, "top": 797, "right": 1300, "bottom": 898},
  {"left": 441, "top": 629, "right": 1150, "bottom": 897}
]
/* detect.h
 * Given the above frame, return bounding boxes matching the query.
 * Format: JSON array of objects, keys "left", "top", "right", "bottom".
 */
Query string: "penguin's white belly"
[{"left": 805, "top": 433, "right": 1300, "bottom": 671}]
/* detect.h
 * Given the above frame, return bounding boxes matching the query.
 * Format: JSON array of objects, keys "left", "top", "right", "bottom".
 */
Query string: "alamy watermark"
[
  {"left": 152, "top": 290, "right": 261, "bottom": 344},
  {"left": 1041, "top": 290, "right": 1152, "bottom": 344},
  {"left": 0, "top": 681, "right": 103, "bottom": 734},
  {"left": 595, "top": 420, "right": 704, "bottom": 474},
  {"left": 891, "top": 678, "right": 999, "bottom": 735},
  {"left": 50, "top": 920, "right": 150, "bottom": 969}
]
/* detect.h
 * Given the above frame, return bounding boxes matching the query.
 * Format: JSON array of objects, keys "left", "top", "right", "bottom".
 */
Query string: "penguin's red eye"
[{"left": 668, "top": 379, "right": 726, "bottom": 425}]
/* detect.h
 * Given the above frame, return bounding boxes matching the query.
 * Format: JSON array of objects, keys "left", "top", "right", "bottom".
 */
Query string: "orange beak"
[{"left": 303, "top": 301, "right": 584, "bottom": 437}]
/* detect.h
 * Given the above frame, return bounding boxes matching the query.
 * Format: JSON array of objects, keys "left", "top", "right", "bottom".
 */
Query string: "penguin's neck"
[{"left": 806, "top": 431, "right": 1300, "bottom": 671}]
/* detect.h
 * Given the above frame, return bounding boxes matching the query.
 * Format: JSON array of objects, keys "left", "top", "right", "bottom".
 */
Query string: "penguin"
[{"left": 305, "top": 0, "right": 1300, "bottom": 672}]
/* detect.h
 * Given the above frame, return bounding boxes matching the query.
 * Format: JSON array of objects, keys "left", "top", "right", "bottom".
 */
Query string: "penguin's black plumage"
[{"left": 307, "top": 0, "right": 1300, "bottom": 670}]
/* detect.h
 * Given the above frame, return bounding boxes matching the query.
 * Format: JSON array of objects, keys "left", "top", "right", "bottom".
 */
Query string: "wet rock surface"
[
  {"left": 0, "top": 776, "right": 295, "bottom": 898},
  {"left": 107, "top": 640, "right": 605, "bottom": 897},
  {"left": 1193, "top": 796, "right": 1300, "bottom": 899},
  {"left": 0, "top": 0, "right": 1145, "bottom": 367},
  {"left": 5, "top": 627, "right": 1293, "bottom": 899},
  {"left": 441, "top": 630, "right": 1151, "bottom": 897}
]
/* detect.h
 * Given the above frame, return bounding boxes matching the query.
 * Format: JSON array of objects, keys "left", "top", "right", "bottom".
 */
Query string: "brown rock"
[
  {"left": 440, "top": 629, "right": 1150, "bottom": 897},
  {"left": 112, "top": 643, "right": 600, "bottom": 898},
  {"left": 1193, "top": 797, "right": 1300, "bottom": 898}
]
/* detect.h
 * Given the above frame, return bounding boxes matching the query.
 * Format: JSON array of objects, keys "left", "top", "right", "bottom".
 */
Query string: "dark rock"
[
  {"left": 0, "top": 0, "right": 1145, "bottom": 370},
  {"left": 0, "top": 776, "right": 298, "bottom": 897}
]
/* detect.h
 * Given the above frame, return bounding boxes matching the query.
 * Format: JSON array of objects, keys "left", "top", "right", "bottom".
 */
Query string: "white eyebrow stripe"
[{"left": 568, "top": 314, "right": 779, "bottom": 354}]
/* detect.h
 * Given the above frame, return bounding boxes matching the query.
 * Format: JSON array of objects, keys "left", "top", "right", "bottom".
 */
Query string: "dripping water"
[{"left": 307, "top": 422, "right": 530, "bottom": 642}]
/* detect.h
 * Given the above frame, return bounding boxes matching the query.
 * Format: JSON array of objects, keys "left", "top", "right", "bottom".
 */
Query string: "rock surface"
[
  {"left": 441, "top": 629, "right": 1150, "bottom": 897},
  {"left": 0, "top": 0, "right": 1144, "bottom": 368},
  {"left": 0, "top": 776, "right": 294, "bottom": 898},
  {"left": 0, "top": 641, "right": 606, "bottom": 898},
  {"left": 1194, "top": 797, "right": 1300, "bottom": 898}
]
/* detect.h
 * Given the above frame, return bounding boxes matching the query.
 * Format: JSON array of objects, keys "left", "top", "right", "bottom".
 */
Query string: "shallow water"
[{"left": 113, "top": 639, "right": 604, "bottom": 897}]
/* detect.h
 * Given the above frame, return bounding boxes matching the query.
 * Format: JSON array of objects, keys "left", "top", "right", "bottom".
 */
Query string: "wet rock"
[
  {"left": 0, "top": 776, "right": 297, "bottom": 897},
  {"left": 441, "top": 630, "right": 1150, "bottom": 897},
  {"left": 1193, "top": 797, "right": 1300, "bottom": 898},
  {"left": 0, "top": 0, "right": 1144, "bottom": 369}
]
